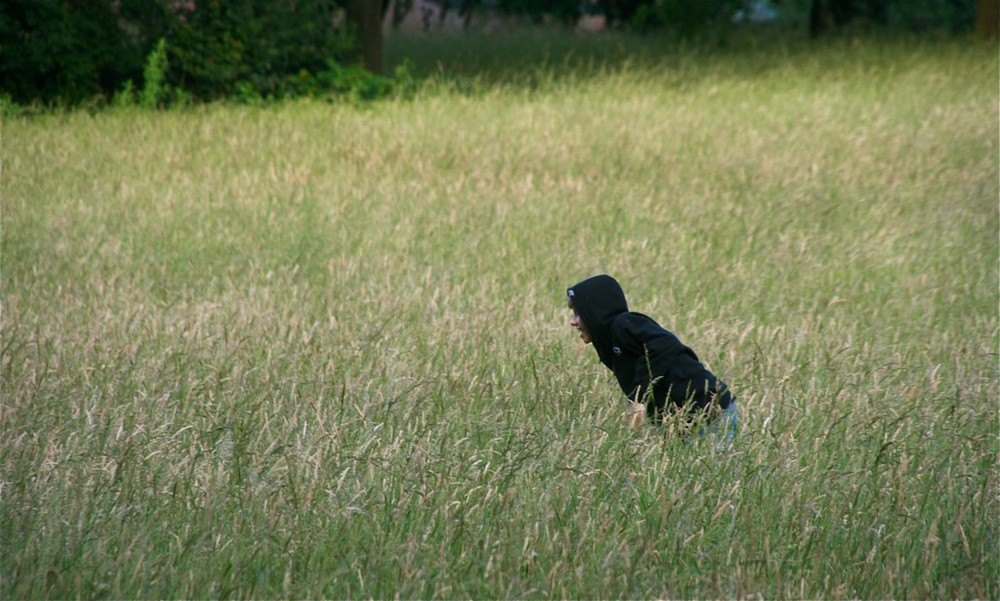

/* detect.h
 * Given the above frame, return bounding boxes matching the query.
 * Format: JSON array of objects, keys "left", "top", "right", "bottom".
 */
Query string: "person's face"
[{"left": 569, "top": 304, "right": 592, "bottom": 344}]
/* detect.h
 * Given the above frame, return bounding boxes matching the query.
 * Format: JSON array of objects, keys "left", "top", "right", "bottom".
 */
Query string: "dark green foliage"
[
  {"left": 242, "top": 1, "right": 353, "bottom": 97},
  {"left": 597, "top": 0, "right": 648, "bottom": 24},
  {"left": 233, "top": 59, "right": 401, "bottom": 104},
  {"left": 0, "top": 0, "right": 983, "bottom": 107},
  {"left": 809, "top": 0, "right": 978, "bottom": 36},
  {"left": 0, "top": 0, "right": 146, "bottom": 104},
  {"left": 166, "top": 0, "right": 254, "bottom": 99},
  {"left": 619, "top": 0, "right": 976, "bottom": 37},
  {"left": 886, "top": 0, "right": 978, "bottom": 33},
  {"left": 158, "top": 0, "right": 356, "bottom": 101},
  {"left": 631, "top": 0, "right": 741, "bottom": 38},
  {"left": 0, "top": 0, "right": 359, "bottom": 106},
  {"left": 499, "top": 0, "right": 581, "bottom": 23}
]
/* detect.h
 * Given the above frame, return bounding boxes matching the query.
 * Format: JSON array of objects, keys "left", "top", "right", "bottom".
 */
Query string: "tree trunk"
[
  {"left": 346, "top": 0, "right": 383, "bottom": 74},
  {"left": 976, "top": 0, "right": 999, "bottom": 38}
]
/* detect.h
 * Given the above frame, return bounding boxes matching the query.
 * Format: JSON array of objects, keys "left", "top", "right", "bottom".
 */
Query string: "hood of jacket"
[{"left": 567, "top": 274, "right": 629, "bottom": 368}]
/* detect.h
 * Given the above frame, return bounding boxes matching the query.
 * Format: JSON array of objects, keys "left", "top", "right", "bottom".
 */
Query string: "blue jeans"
[{"left": 699, "top": 402, "right": 738, "bottom": 449}]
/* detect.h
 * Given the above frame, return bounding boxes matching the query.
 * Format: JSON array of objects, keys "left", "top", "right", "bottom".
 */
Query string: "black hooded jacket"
[{"left": 567, "top": 274, "right": 733, "bottom": 416}]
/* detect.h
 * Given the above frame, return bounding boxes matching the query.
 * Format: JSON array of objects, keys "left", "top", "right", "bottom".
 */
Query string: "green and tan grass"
[{"left": 2, "top": 31, "right": 997, "bottom": 598}]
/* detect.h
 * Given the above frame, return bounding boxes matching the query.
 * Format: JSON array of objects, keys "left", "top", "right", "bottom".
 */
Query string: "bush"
[
  {"left": 165, "top": 0, "right": 252, "bottom": 100},
  {"left": 632, "top": 0, "right": 741, "bottom": 38},
  {"left": 887, "top": 0, "right": 977, "bottom": 33},
  {"left": 0, "top": 0, "right": 361, "bottom": 107},
  {"left": 165, "top": 0, "right": 355, "bottom": 101},
  {"left": 0, "top": 0, "right": 146, "bottom": 105},
  {"left": 140, "top": 39, "right": 170, "bottom": 109}
]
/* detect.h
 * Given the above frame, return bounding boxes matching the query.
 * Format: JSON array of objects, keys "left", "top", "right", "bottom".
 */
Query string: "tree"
[
  {"left": 0, "top": 0, "right": 145, "bottom": 104},
  {"left": 165, "top": 0, "right": 352, "bottom": 100},
  {"left": 346, "top": 0, "right": 384, "bottom": 74},
  {"left": 976, "top": 0, "right": 999, "bottom": 36}
]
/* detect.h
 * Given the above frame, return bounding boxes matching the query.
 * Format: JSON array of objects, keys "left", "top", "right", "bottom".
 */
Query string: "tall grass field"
[{"left": 3, "top": 31, "right": 998, "bottom": 599}]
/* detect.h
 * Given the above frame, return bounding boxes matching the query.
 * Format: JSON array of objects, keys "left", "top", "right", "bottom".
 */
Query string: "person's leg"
[
  {"left": 719, "top": 401, "right": 738, "bottom": 441},
  {"left": 699, "top": 401, "right": 738, "bottom": 450}
]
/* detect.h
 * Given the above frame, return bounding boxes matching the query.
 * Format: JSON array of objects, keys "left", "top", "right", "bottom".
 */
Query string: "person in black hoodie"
[{"left": 567, "top": 274, "right": 737, "bottom": 437}]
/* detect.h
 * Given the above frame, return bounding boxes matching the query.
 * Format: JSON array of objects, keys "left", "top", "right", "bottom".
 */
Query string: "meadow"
[{"left": 2, "top": 30, "right": 998, "bottom": 599}]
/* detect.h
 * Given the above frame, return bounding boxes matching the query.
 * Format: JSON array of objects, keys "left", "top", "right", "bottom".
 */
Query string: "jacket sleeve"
[{"left": 612, "top": 314, "right": 719, "bottom": 413}]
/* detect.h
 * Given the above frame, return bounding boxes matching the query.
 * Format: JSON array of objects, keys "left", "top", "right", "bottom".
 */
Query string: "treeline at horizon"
[{"left": 0, "top": 0, "right": 987, "bottom": 109}]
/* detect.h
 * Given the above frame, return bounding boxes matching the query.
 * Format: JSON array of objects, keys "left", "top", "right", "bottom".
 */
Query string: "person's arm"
[{"left": 613, "top": 313, "right": 694, "bottom": 423}]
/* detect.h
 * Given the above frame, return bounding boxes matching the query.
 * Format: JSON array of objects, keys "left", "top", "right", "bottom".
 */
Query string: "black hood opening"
[{"left": 567, "top": 274, "right": 629, "bottom": 367}]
